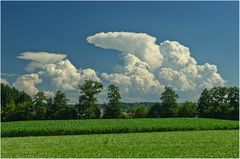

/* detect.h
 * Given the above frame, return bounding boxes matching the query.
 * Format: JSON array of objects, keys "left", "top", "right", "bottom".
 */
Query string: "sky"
[{"left": 1, "top": 1, "right": 239, "bottom": 103}]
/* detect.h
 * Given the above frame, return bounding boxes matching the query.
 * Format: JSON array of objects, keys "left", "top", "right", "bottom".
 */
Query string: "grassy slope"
[
  {"left": 2, "top": 118, "right": 239, "bottom": 137},
  {"left": 2, "top": 130, "right": 239, "bottom": 158}
]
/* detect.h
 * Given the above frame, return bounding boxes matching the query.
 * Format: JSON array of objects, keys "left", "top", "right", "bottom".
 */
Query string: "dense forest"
[{"left": 1, "top": 80, "right": 239, "bottom": 121}]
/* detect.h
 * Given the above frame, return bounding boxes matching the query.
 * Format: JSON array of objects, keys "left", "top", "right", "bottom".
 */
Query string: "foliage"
[
  {"left": 48, "top": 91, "right": 68, "bottom": 119},
  {"left": 127, "top": 104, "right": 148, "bottom": 118},
  {"left": 1, "top": 83, "right": 239, "bottom": 121},
  {"left": 2, "top": 130, "right": 238, "bottom": 158},
  {"left": 1, "top": 118, "right": 238, "bottom": 137},
  {"left": 77, "top": 80, "right": 103, "bottom": 119},
  {"left": 197, "top": 87, "right": 239, "bottom": 119},
  {"left": 148, "top": 103, "right": 163, "bottom": 118},
  {"left": 33, "top": 92, "right": 47, "bottom": 120},
  {"left": 160, "top": 86, "right": 179, "bottom": 117},
  {"left": 1, "top": 84, "right": 32, "bottom": 121},
  {"left": 103, "top": 84, "right": 122, "bottom": 118},
  {"left": 178, "top": 101, "right": 197, "bottom": 117}
]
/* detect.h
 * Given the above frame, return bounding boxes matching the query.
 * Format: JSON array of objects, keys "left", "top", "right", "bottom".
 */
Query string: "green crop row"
[{"left": 1, "top": 118, "right": 239, "bottom": 137}]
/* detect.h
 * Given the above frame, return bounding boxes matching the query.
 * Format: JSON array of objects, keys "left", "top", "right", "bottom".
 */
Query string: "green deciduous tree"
[
  {"left": 3, "top": 99, "right": 16, "bottom": 121},
  {"left": 47, "top": 91, "right": 68, "bottom": 120},
  {"left": 33, "top": 92, "right": 47, "bottom": 120},
  {"left": 197, "top": 87, "right": 239, "bottom": 120},
  {"left": 103, "top": 84, "right": 122, "bottom": 118},
  {"left": 228, "top": 87, "right": 239, "bottom": 120},
  {"left": 160, "top": 86, "right": 179, "bottom": 117},
  {"left": 1, "top": 83, "right": 33, "bottom": 121},
  {"left": 78, "top": 80, "right": 103, "bottom": 119}
]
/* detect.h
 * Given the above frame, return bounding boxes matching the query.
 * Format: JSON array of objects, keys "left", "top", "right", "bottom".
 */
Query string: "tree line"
[{"left": 1, "top": 80, "right": 239, "bottom": 121}]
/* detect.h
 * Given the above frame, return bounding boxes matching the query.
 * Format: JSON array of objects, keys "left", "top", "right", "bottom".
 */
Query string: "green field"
[
  {"left": 1, "top": 118, "right": 239, "bottom": 137},
  {"left": 2, "top": 130, "right": 239, "bottom": 158}
]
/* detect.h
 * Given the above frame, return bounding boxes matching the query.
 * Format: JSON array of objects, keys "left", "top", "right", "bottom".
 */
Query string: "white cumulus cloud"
[
  {"left": 87, "top": 31, "right": 225, "bottom": 102},
  {"left": 43, "top": 59, "right": 81, "bottom": 91},
  {"left": 14, "top": 32, "right": 226, "bottom": 102},
  {"left": 101, "top": 54, "right": 164, "bottom": 102},
  {"left": 18, "top": 52, "right": 101, "bottom": 92},
  {"left": 13, "top": 73, "right": 42, "bottom": 96}
]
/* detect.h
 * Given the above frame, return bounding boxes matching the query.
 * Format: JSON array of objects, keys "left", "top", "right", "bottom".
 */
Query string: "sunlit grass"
[{"left": 2, "top": 130, "right": 239, "bottom": 158}]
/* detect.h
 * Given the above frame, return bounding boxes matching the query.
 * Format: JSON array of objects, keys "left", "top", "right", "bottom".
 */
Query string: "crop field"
[
  {"left": 2, "top": 130, "right": 239, "bottom": 158},
  {"left": 1, "top": 118, "right": 238, "bottom": 137}
]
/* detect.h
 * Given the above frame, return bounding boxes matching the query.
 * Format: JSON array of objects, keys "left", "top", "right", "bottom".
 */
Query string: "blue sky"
[{"left": 1, "top": 1, "right": 239, "bottom": 102}]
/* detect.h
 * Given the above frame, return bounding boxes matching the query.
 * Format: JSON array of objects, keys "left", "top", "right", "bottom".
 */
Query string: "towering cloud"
[
  {"left": 13, "top": 73, "right": 42, "bottom": 96},
  {"left": 87, "top": 32, "right": 225, "bottom": 101},
  {"left": 101, "top": 54, "right": 163, "bottom": 101},
  {"left": 157, "top": 40, "right": 225, "bottom": 91}
]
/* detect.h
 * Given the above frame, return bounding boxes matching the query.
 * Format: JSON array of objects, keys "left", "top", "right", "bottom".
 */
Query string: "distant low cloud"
[
  {"left": 13, "top": 73, "right": 42, "bottom": 96},
  {"left": 43, "top": 90, "right": 55, "bottom": 98}
]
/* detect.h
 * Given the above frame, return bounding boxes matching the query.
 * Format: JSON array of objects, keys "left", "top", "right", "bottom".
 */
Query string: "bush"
[
  {"left": 178, "top": 101, "right": 197, "bottom": 117},
  {"left": 127, "top": 104, "right": 148, "bottom": 118},
  {"left": 148, "top": 103, "right": 162, "bottom": 118}
]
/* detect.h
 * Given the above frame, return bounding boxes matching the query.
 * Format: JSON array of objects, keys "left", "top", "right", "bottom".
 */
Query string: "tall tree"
[
  {"left": 103, "top": 84, "right": 122, "bottom": 118},
  {"left": 198, "top": 87, "right": 239, "bottom": 119},
  {"left": 1, "top": 83, "right": 33, "bottom": 121},
  {"left": 160, "top": 86, "right": 179, "bottom": 117},
  {"left": 33, "top": 91, "right": 47, "bottom": 120},
  {"left": 228, "top": 87, "right": 239, "bottom": 119},
  {"left": 197, "top": 88, "right": 212, "bottom": 117},
  {"left": 3, "top": 99, "right": 16, "bottom": 121},
  {"left": 78, "top": 80, "right": 103, "bottom": 119},
  {"left": 52, "top": 91, "right": 68, "bottom": 119}
]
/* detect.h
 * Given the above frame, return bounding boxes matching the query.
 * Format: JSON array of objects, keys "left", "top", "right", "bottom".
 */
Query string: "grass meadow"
[
  {"left": 2, "top": 130, "right": 239, "bottom": 158},
  {"left": 1, "top": 118, "right": 239, "bottom": 158}
]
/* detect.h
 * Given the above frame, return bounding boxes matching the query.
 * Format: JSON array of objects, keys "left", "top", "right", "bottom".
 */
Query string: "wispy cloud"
[{"left": 1, "top": 73, "right": 17, "bottom": 77}]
